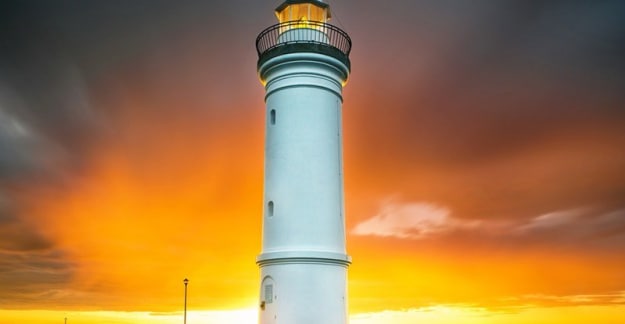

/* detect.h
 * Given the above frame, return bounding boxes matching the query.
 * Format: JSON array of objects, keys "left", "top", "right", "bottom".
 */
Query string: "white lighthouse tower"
[{"left": 255, "top": 1, "right": 352, "bottom": 323}]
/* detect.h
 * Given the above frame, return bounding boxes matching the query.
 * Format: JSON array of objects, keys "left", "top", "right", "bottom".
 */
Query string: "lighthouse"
[{"left": 255, "top": 0, "right": 352, "bottom": 323}]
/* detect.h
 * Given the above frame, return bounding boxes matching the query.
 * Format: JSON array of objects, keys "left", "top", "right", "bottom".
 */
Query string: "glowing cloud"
[
  {"left": 352, "top": 200, "right": 478, "bottom": 239},
  {"left": 513, "top": 208, "right": 587, "bottom": 233}
]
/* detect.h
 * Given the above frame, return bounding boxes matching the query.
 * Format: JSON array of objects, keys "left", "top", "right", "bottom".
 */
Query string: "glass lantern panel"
[
  {"left": 277, "top": 7, "right": 290, "bottom": 23},
  {"left": 277, "top": 3, "right": 328, "bottom": 23},
  {"left": 308, "top": 5, "right": 327, "bottom": 22},
  {"left": 291, "top": 4, "right": 309, "bottom": 22}
]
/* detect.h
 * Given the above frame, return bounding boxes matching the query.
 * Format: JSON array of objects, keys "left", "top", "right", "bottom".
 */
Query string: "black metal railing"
[{"left": 256, "top": 21, "right": 351, "bottom": 63}]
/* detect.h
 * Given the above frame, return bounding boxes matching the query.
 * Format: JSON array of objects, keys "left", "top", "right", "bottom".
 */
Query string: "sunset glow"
[{"left": 1, "top": 0, "right": 625, "bottom": 323}]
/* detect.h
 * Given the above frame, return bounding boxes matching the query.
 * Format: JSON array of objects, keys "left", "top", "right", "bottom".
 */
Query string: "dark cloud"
[
  {"left": 343, "top": 0, "right": 625, "bottom": 220},
  {"left": 0, "top": 2, "right": 106, "bottom": 182},
  {"left": 0, "top": 0, "right": 269, "bottom": 184},
  {"left": 347, "top": 0, "right": 625, "bottom": 160},
  {"left": 0, "top": 215, "right": 53, "bottom": 252},
  {"left": 0, "top": 249, "right": 75, "bottom": 308},
  {"left": 0, "top": 192, "right": 72, "bottom": 307},
  {"left": 0, "top": 0, "right": 269, "bottom": 308},
  {"left": 509, "top": 208, "right": 625, "bottom": 251}
]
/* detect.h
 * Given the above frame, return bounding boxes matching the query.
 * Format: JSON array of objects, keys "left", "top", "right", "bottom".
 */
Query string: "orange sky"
[{"left": 1, "top": 1, "right": 625, "bottom": 323}]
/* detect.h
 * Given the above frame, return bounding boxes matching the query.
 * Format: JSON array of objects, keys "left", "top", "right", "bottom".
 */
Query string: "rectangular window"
[{"left": 265, "top": 284, "right": 273, "bottom": 303}]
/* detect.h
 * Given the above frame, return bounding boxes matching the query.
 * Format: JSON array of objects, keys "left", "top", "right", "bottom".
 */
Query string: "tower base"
[{"left": 258, "top": 252, "right": 351, "bottom": 324}]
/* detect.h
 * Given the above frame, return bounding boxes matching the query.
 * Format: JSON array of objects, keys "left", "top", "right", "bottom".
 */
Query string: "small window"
[
  {"left": 270, "top": 109, "right": 276, "bottom": 125},
  {"left": 265, "top": 284, "right": 273, "bottom": 303},
  {"left": 268, "top": 201, "right": 274, "bottom": 217}
]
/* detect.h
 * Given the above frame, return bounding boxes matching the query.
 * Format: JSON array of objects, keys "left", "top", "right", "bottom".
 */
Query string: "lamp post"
[{"left": 183, "top": 278, "right": 189, "bottom": 324}]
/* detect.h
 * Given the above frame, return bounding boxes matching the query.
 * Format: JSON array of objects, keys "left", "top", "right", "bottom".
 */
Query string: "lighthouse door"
[{"left": 260, "top": 276, "right": 277, "bottom": 324}]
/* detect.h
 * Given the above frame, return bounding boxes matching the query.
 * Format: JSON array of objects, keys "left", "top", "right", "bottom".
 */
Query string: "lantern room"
[
  {"left": 255, "top": 0, "right": 351, "bottom": 71},
  {"left": 275, "top": 0, "right": 330, "bottom": 23}
]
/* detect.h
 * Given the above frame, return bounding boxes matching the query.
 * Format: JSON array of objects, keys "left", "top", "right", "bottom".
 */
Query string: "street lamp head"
[{"left": 183, "top": 278, "right": 189, "bottom": 285}]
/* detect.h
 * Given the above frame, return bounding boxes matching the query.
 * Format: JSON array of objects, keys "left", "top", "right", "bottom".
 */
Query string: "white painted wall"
[{"left": 257, "top": 51, "right": 350, "bottom": 324}]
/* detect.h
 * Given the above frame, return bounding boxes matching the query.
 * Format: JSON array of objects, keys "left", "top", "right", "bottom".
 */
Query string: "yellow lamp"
[{"left": 275, "top": 0, "right": 330, "bottom": 24}]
